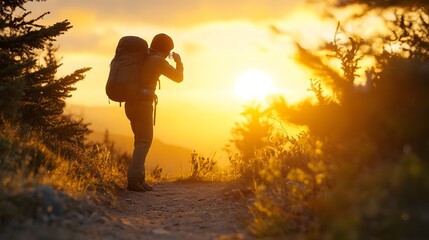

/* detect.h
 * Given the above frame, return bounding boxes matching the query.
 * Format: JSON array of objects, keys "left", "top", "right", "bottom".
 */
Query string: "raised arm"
[{"left": 160, "top": 53, "right": 183, "bottom": 83}]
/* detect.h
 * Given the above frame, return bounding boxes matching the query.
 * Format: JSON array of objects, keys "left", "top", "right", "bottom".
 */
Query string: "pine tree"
[{"left": 0, "top": 0, "right": 91, "bottom": 151}]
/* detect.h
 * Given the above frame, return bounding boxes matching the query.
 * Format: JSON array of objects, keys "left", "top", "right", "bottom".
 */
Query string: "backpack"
[{"left": 106, "top": 36, "right": 148, "bottom": 104}]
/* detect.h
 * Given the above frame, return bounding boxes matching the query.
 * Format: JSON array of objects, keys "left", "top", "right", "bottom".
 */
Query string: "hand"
[{"left": 171, "top": 52, "right": 181, "bottom": 63}]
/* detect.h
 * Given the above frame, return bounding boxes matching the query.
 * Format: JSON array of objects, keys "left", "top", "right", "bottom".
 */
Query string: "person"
[{"left": 125, "top": 33, "right": 184, "bottom": 192}]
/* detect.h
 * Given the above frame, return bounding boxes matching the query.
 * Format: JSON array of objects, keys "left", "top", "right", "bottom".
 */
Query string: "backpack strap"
[{"left": 153, "top": 94, "right": 158, "bottom": 126}]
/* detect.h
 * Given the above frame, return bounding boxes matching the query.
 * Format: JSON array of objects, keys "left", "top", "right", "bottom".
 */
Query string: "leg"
[{"left": 125, "top": 101, "right": 153, "bottom": 191}]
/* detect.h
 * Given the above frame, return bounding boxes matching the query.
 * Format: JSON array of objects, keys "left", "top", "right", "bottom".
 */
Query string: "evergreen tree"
[{"left": 0, "top": 0, "right": 91, "bottom": 150}]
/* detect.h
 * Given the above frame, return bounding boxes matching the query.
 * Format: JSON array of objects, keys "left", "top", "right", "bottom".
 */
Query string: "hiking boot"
[
  {"left": 139, "top": 181, "right": 154, "bottom": 191},
  {"left": 127, "top": 179, "right": 147, "bottom": 192}
]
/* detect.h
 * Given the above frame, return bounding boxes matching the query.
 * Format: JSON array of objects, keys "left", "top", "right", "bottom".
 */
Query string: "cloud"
[
  {"left": 25, "top": 0, "right": 306, "bottom": 55},
  {"left": 28, "top": 0, "right": 304, "bottom": 27}
]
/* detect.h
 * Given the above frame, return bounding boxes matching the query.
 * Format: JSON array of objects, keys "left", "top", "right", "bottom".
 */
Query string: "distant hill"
[
  {"left": 64, "top": 103, "right": 236, "bottom": 155},
  {"left": 65, "top": 103, "right": 233, "bottom": 170},
  {"left": 65, "top": 104, "right": 131, "bottom": 137},
  {"left": 88, "top": 131, "right": 193, "bottom": 176}
]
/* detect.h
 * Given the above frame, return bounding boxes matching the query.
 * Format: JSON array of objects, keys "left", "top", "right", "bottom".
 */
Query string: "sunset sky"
[{"left": 25, "top": 0, "right": 357, "bottom": 155}]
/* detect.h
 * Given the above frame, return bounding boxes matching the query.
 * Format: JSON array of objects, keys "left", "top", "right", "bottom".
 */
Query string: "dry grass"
[{"left": 0, "top": 122, "right": 127, "bottom": 223}]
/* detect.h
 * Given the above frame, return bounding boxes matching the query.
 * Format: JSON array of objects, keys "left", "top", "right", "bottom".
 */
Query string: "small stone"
[
  {"left": 152, "top": 229, "right": 171, "bottom": 235},
  {"left": 32, "top": 185, "right": 63, "bottom": 222}
]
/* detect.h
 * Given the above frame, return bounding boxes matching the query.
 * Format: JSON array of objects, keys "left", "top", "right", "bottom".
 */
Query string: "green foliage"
[
  {"left": 1, "top": 0, "right": 69, "bottom": 118},
  {"left": 0, "top": 0, "right": 91, "bottom": 154},
  {"left": 0, "top": 1, "right": 127, "bottom": 225}
]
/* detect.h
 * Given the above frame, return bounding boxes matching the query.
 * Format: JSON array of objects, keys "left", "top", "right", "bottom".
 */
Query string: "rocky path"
[
  {"left": 93, "top": 181, "right": 252, "bottom": 240},
  {"left": 1, "top": 181, "right": 252, "bottom": 240}
]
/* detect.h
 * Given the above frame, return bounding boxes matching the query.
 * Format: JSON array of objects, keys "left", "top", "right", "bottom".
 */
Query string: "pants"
[{"left": 125, "top": 100, "right": 153, "bottom": 182}]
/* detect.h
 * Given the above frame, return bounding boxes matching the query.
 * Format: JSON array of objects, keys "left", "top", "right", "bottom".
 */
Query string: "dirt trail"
[
  {"left": 93, "top": 181, "right": 252, "bottom": 240},
  {"left": 1, "top": 181, "right": 253, "bottom": 240}
]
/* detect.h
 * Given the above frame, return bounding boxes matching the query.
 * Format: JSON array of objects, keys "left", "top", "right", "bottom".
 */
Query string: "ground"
[{"left": 1, "top": 181, "right": 253, "bottom": 240}]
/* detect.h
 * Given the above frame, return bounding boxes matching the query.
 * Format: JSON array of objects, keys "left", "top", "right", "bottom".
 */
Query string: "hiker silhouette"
[{"left": 125, "top": 33, "right": 184, "bottom": 192}]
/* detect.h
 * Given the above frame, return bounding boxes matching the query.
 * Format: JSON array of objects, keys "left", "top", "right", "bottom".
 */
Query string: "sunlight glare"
[{"left": 234, "top": 69, "right": 275, "bottom": 101}]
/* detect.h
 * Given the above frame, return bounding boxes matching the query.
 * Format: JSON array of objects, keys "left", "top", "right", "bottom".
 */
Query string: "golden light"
[{"left": 234, "top": 69, "right": 275, "bottom": 101}]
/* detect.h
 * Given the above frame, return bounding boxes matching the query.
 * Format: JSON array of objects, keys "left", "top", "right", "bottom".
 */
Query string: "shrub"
[
  {"left": 315, "top": 152, "right": 429, "bottom": 240},
  {"left": 149, "top": 164, "right": 164, "bottom": 181},
  {"left": 0, "top": 123, "right": 57, "bottom": 183},
  {"left": 248, "top": 7, "right": 429, "bottom": 239},
  {"left": 189, "top": 151, "right": 217, "bottom": 180},
  {"left": 0, "top": 121, "right": 128, "bottom": 222},
  {"left": 228, "top": 152, "right": 266, "bottom": 185},
  {"left": 227, "top": 103, "right": 278, "bottom": 185},
  {"left": 249, "top": 134, "right": 331, "bottom": 238}
]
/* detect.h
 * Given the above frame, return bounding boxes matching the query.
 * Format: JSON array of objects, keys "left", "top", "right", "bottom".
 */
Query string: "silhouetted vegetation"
[
  {"left": 2, "top": 0, "right": 429, "bottom": 238},
  {"left": 227, "top": 103, "right": 275, "bottom": 184},
  {"left": 149, "top": 164, "right": 164, "bottom": 181},
  {"left": 230, "top": 103, "right": 274, "bottom": 161},
  {"left": 0, "top": 0, "right": 129, "bottom": 226},
  {"left": 189, "top": 151, "right": 217, "bottom": 180},
  {"left": 336, "top": 0, "right": 429, "bottom": 10},
  {"left": 0, "top": 0, "right": 91, "bottom": 159},
  {"left": 0, "top": 122, "right": 128, "bottom": 224},
  {"left": 228, "top": 2, "right": 429, "bottom": 239}
]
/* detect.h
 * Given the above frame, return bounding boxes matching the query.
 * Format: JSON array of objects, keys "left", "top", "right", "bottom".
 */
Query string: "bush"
[
  {"left": 189, "top": 151, "right": 217, "bottom": 180},
  {"left": 246, "top": 8, "right": 429, "bottom": 239},
  {"left": 249, "top": 134, "right": 331, "bottom": 237},
  {"left": 227, "top": 103, "right": 278, "bottom": 185},
  {"left": 315, "top": 152, "right": 429, "bottom": 240},
  {"left": 0, "top": 123, "right": 57, "bottom": 185},
  {"left": 0, "top": 121, "right": 129, "bottom": 224},
  {"left": 149, "top": 164, "right": 164, "bottom": 181},
  {"left": 228, "top": 152, "right": 266, "bottom": 185}
]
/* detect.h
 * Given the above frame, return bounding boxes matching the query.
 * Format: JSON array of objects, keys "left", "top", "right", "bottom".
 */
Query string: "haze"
[{"left": 26, "top": 0, "right": 340, "bottom": 156}]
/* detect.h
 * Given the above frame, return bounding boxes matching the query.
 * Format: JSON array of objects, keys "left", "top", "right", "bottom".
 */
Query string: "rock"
[
  {"left": 33, "top": 185, "right": 63, "bottom": 222},
  {"left": 152, "top": 228, "right": 171, "bottom": 235},
  {"left": 0, "top": 184, "right": 64, "bottom": 224}
]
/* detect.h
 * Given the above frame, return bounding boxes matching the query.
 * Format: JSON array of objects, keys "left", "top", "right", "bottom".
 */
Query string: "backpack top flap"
[{"left": 116, "top": 36, "right": 148, "bottom": 56}]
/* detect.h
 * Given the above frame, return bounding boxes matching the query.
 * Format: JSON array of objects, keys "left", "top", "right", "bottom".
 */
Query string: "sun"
[{"left": 234, "top": 69, "right": 275, "bottom": 101}]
